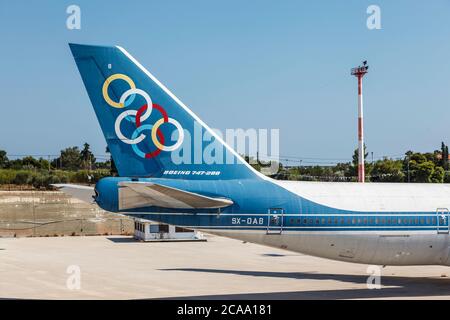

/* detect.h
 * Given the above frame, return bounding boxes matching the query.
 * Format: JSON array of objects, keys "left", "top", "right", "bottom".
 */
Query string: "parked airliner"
[{"left": 58, "top": 43, "right": 450, "bottom": 266}]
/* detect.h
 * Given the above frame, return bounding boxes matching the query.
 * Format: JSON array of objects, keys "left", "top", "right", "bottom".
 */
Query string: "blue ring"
[
  {"left": 131, "top": 124, "right": 154, "bottom": 158},
  {"left": 123, "top": 93, "right": 136, "bottom": 107}
]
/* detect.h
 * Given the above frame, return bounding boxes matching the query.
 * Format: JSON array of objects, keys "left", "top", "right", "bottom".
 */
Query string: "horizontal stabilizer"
[
  {"left": 51, "top": 184, "right": 95, "bottom": 204},
  {"left": 118, "top": 181, "right": 233, "bottom": 210}
]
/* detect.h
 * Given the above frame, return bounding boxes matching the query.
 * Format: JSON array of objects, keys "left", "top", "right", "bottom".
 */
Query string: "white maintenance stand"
[{"left": 133, "top": 218, "right": 206, "bottom": 242}]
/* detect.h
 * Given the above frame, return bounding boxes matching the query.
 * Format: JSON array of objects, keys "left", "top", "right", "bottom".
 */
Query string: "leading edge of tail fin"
[{"left": 69, "top": 43, "right": 263, "bottom": 180}]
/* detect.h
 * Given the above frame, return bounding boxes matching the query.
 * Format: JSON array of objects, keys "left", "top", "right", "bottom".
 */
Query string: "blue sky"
[{"left": 1, "top": 0, "right": 449, "bottom": 164}]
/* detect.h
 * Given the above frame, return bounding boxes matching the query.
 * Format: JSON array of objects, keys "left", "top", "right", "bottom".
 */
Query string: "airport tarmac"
[{"left": 1, "top": 234, "right": 450, "bottom": 300}]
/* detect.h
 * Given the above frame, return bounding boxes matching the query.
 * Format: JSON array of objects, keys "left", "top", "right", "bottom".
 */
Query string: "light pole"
[{"left": 351, "top": 61, "right": 369, "bottom": 183}]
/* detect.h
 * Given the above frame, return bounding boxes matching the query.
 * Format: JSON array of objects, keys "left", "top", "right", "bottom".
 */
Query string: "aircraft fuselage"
[{"left": 95, "top": 177, "right": 450, "bottom": 266}]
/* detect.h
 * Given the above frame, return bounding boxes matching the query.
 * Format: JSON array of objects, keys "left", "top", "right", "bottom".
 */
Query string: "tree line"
[
  {"left": 271, "top": 142, "right": 450, "bottom": 183},
  {"left": 1, "top": 141, "right": 450, "bottom": 189},
  {"left": 0, "top": 143, "right": 117, "bottom": 189}
]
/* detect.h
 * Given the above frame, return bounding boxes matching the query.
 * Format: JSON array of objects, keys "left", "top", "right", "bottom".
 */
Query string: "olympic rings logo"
[{"left": 102, "top": 74, "right": 184, "bottom": 158}]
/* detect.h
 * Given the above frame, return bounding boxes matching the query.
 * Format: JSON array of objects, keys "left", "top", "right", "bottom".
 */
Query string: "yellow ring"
[
  {"left": 151, "top": 118, "right": 166, "bottom": 150},
  {"left": 102, "top": 74, "right": 136, "bottom": 108},
  {"left": 151, "top": 117, "right": 184, "bottom": 151}
]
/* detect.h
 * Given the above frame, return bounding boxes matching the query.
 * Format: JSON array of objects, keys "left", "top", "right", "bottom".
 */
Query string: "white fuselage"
[{"left": 200, "top": 181, "right": 450, "bottom": 266}]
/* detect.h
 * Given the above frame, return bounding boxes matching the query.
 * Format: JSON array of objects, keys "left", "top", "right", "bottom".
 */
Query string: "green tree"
[
  {"left": 7, "top": 159, "right": 23, "bottom": 170},
  {"left": 371, "top": 158, "right": 405, "bottom": 182},
  {"left": 431, "top": 166, "right": 445, "bottom": 183},
  {"left": 334, "top": 162, "right": 352, "bottom": 178},
  {"left": 403, "top": 151, "right": 447, "bottom": 183},
  {"left": 21, "top": 156, "right": 41, "bottom": 169},
  {"left": 80, "top": 143, "right": 96, "bottom": 170},
  {"left": 57, "top": 147, "right": 82, "bottom": 170},
  {"left": 349, "top": 144, "right": 372, "bottom": 179},
  {"left": 0, "top": 149, "right": 8, "bottom": 168},
  {"left": 38, "top": 158, "right": 50, "bottom": 171},
  {"left": 444, "top": 171, "right": 450, "bottom": 183},
  {"left": 413, "top": 161, "right": 435, "bottom": 183},
  {"left": 441, "top": 142, "right": 449, "bottom": 170}
]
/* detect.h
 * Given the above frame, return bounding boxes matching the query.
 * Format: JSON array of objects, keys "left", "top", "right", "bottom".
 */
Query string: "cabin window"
[
  {"left": 420, "top": 218, "right": 425, "bottom": 224},
  {"left": 398, "top": 218, "right": 402, "bottom": 224},
  {"left": 321, "top": 218, "right": 326, "bottom": 224},
  {"left": 375, "top": 218, "right": 379, "bottom": 225},
  {"left": 303, "top": 218, "right": 307, "bottom": 224},
  {"left": 415, "top": 218, "right": 419, "bottom": 225},
  {"left": 328, "top": 218, "right": 332, "bottom": 224},
  {"left": 315, "top": 219, "right": 320, "bottom": 225},
  {"left": 309, "top": 218, "right": 313, "bottom": 225},
  {"left": 426, "top": 218, "right": 430, "bottom": 225},
  {"left": 382, "top": 218, "right": 386, "bottom": 225},
  {"left": 334, "top": 218, "right": 338, "bottom": 225},
  {"left": 432, "top": 217, "right": 436, "bottom": 225}
]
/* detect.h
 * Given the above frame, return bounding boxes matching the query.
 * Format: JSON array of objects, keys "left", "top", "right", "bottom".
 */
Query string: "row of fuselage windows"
[{"left": 286, "top": 216, "right": 442, "bottom": 226}]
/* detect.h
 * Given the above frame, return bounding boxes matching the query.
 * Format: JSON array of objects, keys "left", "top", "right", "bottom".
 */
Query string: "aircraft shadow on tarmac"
[
  {"left": 106, "top": 237, "right": 138, "bottom": 243},
  {"left": 260, "top": 253, "right": 298, "bottom": 257},
  {"left": 156, "top": 268, "right": 450, "bottom": 300}
]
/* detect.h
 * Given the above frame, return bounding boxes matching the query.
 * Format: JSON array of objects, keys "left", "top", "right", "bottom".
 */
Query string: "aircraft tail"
[{"left": 69, "top": 44, "right": 262, "bottom": 180}]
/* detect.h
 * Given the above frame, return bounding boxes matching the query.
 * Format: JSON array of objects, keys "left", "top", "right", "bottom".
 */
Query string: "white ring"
[
  {"left": 115, "top": 110, "right": 146, "bottom": 145},
  {"left": 167, "top": 118, "right": 184, "bottom": 151},
  {"left": 119, "top": 88, "right": 153, "bottom": 122},
  {"left": 152, "top": 118, "right": 184, "bottom": 151}
]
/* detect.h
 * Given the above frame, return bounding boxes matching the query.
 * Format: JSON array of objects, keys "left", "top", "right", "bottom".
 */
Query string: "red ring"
[
  {"left": 135, "top": 104, "right": 167, "bottom": 158},
  {"left": 136, "top": 104, "right": 168, "bottom": 128},
  {"left": 145, "top": 129, "right": 164, "bottom": 158}
]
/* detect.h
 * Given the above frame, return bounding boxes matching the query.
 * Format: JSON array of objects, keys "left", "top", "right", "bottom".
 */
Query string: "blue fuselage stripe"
[{"left": 96, "top": 177, "right": 450, "bottom": 233}]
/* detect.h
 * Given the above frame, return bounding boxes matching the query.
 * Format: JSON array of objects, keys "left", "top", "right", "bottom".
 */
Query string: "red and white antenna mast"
[{"left": 351, "top": 61, "right": 369, "bottom": 183}]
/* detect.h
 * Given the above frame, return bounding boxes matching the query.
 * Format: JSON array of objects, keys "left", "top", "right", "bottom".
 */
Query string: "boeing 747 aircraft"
[{"left": 58, "top": 43, "right": 450, "bottom": 266}]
